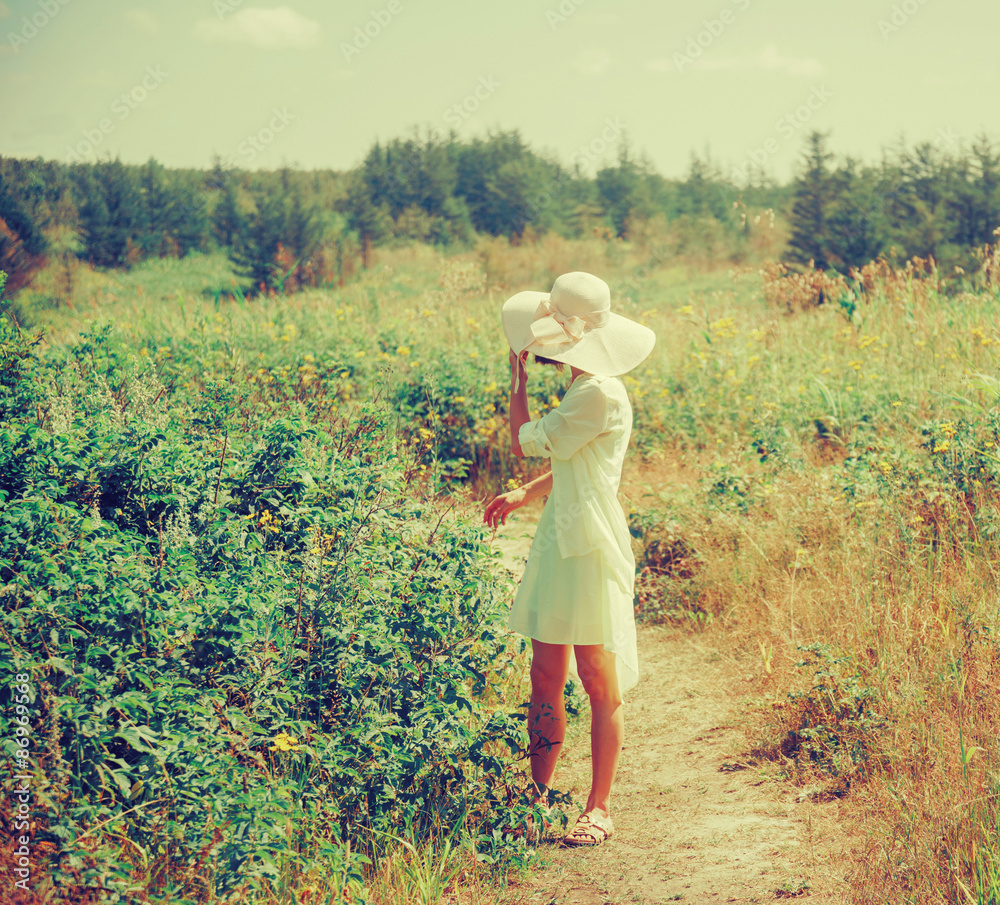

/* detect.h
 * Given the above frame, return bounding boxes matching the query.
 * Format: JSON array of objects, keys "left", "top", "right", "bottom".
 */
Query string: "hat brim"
[{"left": 501, "top": 290, "right": 656, "bottom": 377}]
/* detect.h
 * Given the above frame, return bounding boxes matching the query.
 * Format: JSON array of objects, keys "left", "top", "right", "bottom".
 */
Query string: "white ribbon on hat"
[
  {"left": 523, "top": 299, "right": 608, "bottom": 350},
  {"left": 513, "top": 300, "right": 609, "bottom": 392}
]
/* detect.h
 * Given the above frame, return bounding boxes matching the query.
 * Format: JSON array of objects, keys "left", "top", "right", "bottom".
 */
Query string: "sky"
[{"left": 1, "top": 0, "right": 998, "bottom": 184}]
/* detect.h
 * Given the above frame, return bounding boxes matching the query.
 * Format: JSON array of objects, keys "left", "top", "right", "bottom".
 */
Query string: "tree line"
[
  {"left": 0, "top": 128, "right": 998, "bottom": 297},
  {"left": 788, "top": 131, "right": 1000, "bottom": 273}
]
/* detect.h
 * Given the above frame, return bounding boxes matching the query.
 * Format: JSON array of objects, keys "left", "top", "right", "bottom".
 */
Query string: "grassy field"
[{"left": 4, "top": 234, "right": 1000, "bottom": 903}]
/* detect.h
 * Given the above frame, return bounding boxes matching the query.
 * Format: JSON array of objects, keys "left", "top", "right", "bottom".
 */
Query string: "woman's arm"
[
  {"left": 508, "top": 349, "right": 530, "bottom": 457},
  {"left": 483, "top": 470, "right": 552, "bottom": 529},
  {"left": 520, "top": 470, "right": 553, "bottom": 503}
]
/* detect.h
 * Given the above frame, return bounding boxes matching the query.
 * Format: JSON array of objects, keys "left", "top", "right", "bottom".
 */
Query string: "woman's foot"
[{"left": 562, "top": 810, "right": 614, "bottom": 847}]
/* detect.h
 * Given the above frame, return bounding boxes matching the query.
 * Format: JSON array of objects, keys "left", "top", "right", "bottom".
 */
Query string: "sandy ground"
[{"left": 491, "top": 507, "right": 853, "bottom": 905}]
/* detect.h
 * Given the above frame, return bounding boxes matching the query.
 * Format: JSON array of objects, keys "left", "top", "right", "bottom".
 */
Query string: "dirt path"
[{"left": 492, "top": 507, "right": 852, "bottom": 905}]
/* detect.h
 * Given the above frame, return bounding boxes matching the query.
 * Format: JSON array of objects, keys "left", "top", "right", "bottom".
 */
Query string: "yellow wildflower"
[
  {"left": 270, "top": 731, "right": 301, "bottom": 753},
  {"left": 256, "top": 511, "right": 280, "bottom": 534}
]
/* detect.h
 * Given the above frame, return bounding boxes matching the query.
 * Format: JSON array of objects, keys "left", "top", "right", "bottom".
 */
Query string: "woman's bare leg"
[
  {"left": 528, "top": 640, "right": 572, "bottom": 799},
  {"left": 573, "top": 643, "right": 624, "bottom": 818}
]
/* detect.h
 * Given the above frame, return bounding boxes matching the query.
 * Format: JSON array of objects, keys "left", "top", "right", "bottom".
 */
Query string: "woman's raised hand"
[{"left": 484, "top": 486, "right": 527, "bottom": 530}]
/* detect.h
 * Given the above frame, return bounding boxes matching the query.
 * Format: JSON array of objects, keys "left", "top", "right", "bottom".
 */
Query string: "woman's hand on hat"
[{"left": 484, "top": 486, "right": 527, "bottom": 531}]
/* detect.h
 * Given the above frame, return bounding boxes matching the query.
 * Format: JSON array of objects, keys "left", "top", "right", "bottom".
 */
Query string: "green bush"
[
  {"left": 774, "top": 643, "right": 888, "bottom": 790},
  {"left": 0, "top": 316, "right": 531, "bottom": 902}
]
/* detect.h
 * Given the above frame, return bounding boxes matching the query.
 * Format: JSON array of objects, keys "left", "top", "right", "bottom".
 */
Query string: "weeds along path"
[{"left": 493, "top": 503, "right": 851, "bottom": 905}]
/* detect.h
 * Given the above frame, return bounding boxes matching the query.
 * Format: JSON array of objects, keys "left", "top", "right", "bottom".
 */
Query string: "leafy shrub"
[
  {"left": 0, "top": 320, "right": 532, "bottom": 902},
  {"left": 766, "top": 643, "right": 888, "bottom": 792},
  {"left": 628, "top": 507, "right": 707, "bottom": 625}
]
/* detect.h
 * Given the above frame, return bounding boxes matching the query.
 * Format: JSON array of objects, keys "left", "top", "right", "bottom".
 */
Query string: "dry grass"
[{"left": 623, "top": 249, "right": 1000, "bottom": 902}]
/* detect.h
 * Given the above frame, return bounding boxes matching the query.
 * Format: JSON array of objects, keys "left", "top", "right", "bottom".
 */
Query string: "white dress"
[{"left": 508, "top": 375, "right": 639, "bottom": 693}]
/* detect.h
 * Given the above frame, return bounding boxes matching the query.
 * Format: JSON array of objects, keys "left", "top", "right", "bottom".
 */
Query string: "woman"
[{"left": 484, "top": 271, "right": 655, "bottom": 847}]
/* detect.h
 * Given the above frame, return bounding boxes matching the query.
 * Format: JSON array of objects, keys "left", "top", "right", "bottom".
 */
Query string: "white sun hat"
[{"left": 501, "top": 271, "right": 655, "bottom": 378}]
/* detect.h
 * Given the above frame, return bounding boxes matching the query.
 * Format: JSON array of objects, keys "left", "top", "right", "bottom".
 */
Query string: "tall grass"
[
  {"left": 621, "top": 251, "right": 1000, "bottom": 903},
  {"left": 9, "top": 232, "right": 1000, "bottom": 902}
]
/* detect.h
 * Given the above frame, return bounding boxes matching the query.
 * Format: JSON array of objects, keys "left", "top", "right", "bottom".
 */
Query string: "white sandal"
[{"left": 562, "top": 811, "right": 614, "bottom": 847}]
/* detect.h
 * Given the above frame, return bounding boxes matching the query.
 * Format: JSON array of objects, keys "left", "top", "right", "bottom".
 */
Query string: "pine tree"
[
  {"left": 0, "top": 173, "right": 47, "bottom": 292},
  {"left": 825, "top": 159, "right": 888, "bottom": 271},
  {"left": 229, "top": 183, "right": 286, "bottom": 292},
  {"left": 342, "top": 174, "right": 391, "bottom": 269},
  {"left": 76, "top": 169, "right": 114, "bottom": 268},
  {"left": 454, "top": 131, "right": 552, "bottom": 236},
  {"left": 77, "top": 159, "right": 143, "bottom": 268},
  {"left": 675, "top": 151, "right": 730, "bottom": 221},
  {"left": 213, "top": 174, "right": 245, "bottom": 250},
  {"left": 139, "top": 157, "right": 171, "bottom": 256},
  {"left": 970, "top": 135, "right": 1000, "bottom": 246},
  {"left": 788, "top": 132, "right": 834, "bottom": 269},
  {"left": 168, "top": 176, "right": 210, "bottom": 256}
]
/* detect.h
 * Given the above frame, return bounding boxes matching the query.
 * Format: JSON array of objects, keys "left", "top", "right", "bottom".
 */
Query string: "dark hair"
[{"left": 533, "top": 354, "right": 565, "bottom": 371}]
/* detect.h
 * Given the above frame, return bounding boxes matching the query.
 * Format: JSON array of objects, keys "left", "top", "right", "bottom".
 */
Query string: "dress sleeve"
[{"left": 517, "top": 380, "right": 609, "bottom": 459}]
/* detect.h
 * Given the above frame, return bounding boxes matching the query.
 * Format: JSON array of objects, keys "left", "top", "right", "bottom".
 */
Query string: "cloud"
[
  {"left": 574, "top": 47, "right": 612, "bottom": 76},
  {"left": 193, "top": 6, "right": 321, "bottom": 50},
  {"left": 125, "top": 9, "right": 160, "bottom": 35},
  {"left": 694, "top": 44, "right": 824, "bottom": 77}
]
